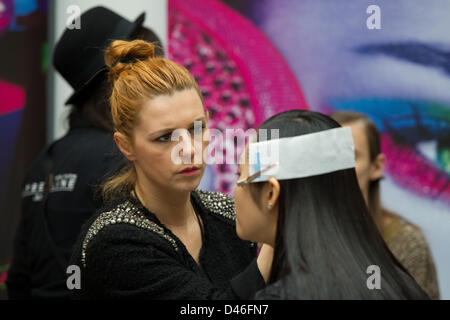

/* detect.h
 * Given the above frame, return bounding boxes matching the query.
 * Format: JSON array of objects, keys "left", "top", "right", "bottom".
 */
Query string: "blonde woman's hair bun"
[{"left": 105, "top": 39, "right": 156, "bottom": 82}]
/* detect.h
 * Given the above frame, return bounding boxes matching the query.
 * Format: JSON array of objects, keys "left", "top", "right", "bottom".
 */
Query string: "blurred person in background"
[
  {"left": 331, "top": 110, "right": 439, "bottom": 299},
  {"left": 6, "top": 6, "right": 162, "bottom": 299}
]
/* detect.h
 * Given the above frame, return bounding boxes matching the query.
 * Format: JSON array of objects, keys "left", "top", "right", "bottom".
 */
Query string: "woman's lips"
[{"left": 179, "top": 166, "right": 201, "bottom": 176}]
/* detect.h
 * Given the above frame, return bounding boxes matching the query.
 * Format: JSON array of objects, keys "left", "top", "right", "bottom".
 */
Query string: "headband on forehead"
[{"left": 248, "top": 127, "right": 355, "bottom": 182}]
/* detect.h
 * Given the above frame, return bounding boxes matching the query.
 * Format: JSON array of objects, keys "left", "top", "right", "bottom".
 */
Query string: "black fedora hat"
[{"left": 53, "top": 6, "right": 146, "bottom": 105}]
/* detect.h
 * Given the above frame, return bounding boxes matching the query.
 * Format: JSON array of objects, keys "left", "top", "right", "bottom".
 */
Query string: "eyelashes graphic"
[
  {"left": 356, "top": 42, "right": 450, "bottom": 78},
  {"left": 330, "top": 98, "right": 450, "bottom": 204}
]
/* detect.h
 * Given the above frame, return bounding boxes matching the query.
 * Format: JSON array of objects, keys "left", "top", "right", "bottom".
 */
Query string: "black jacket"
[
  {"left": 69, "top": 190, "right": 265, "bottom": 299},
  {"left": 6, "top": 123, "right": 125, "bottom": 299}
]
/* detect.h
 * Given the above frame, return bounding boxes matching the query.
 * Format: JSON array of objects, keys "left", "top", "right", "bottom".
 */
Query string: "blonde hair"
[{"left": 102, "top": 39, "right": 201, "bottom": 202}]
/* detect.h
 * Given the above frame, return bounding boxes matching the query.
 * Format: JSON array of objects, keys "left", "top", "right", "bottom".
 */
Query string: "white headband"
[{"left": 248, "top": 127, "right": 355, "bottom": 182}]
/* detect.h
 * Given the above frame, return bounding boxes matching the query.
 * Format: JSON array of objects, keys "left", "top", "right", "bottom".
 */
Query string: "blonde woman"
[{"left": 69, "top": 40, "right": 272, "bottom": 299}]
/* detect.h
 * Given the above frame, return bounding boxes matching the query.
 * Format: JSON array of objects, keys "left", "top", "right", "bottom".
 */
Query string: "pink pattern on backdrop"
[
  {"left": 169, "top": 0, "right": 307, "bottom": 193},
  {"left": 170, "top": 0, "right": 307, "bottom": 126},
  {"left": 0, "top": 80, "right": 25, "bottom": 116},
  {"left": 382, "top": 133, "right": 450, "bottom": 203}
]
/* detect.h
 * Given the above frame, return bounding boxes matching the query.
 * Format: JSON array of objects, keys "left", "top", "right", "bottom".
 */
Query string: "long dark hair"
[
  {"left": 251, "top": 110, "right": 427, "bottom": 299},
  {"left": 329, "top": 111, "right": 385, "bottom": 230}
]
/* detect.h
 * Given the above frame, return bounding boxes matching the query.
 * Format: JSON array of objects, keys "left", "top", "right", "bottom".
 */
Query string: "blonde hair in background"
[{"left": 329, "top": 110, "right": 384, "bottom": 229}]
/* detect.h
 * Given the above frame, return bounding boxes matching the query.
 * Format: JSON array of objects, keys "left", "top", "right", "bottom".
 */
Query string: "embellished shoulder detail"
[
  {"left": 194, "top": 190, "right": 236, "bottom": 221},
  {"left": 81, "top": 200, "right": 178, "bottom": 267}
]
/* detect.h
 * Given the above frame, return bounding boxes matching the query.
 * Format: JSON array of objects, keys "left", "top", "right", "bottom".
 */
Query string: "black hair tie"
[{"left": 112, "top": 55, "right": 146, "bottom": 67}]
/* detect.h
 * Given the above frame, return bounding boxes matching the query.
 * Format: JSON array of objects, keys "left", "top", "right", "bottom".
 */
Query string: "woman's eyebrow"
[
  {"left": 148, "top": 117, "right": 206, "bottom": 137},
  {"left": 355, "top": 41, "right": 450, "bottom": 77},
  {"left": 148, "top": 128, "right": 174, "bottom": 138}
]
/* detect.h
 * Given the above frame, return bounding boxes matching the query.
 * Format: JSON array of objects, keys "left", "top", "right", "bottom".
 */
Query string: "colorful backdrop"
[
  {"left": 169, "top": 0, "right": 450, "bottom": 298},
  {"left": 0, "top": 0, "right": 449, "bottom": 299},
  {"left": 0, "top": 0, "right": 48, "bottom": 297}
]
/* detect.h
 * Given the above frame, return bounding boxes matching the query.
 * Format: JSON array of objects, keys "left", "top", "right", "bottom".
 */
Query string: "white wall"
[{"left": 48, "top": 0, "right": 167, "bottom": 142}]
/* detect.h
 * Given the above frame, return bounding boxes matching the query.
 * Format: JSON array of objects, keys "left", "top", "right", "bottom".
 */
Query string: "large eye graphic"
[{"left": 330, "top": 98, "right": 450, "bottom": 203}]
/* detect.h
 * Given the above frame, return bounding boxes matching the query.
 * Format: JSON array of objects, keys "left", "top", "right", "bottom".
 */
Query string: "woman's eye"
[
  {"left": 156, "top": 133, "right": 172, "bottom": 142},
  {"left": 156, "top": 125, "right": 206, "bottom": 142}
]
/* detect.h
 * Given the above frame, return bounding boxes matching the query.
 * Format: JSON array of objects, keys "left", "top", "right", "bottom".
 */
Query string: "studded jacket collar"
[{"left": 80, "top": 189, "right": 237, "bottom": 268}]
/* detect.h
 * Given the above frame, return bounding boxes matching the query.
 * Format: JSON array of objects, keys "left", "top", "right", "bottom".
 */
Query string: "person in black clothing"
[
  {"left": 69, "top": 39, "right": 273, "bottom": 299},
  {"left": 6, "top": 7, "right": 163, "bottom": 299},
  {"left": 234, "top": 110, "right": 429, "bottom": 299}
]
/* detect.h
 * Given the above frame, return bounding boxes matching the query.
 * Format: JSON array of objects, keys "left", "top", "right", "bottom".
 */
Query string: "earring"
[{"left": 267, "top": 202, "right": 273, "bottom": 210}]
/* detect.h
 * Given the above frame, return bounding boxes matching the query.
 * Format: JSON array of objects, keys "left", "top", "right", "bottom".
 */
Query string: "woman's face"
[
  {"left": 346, "top": 121, "right": 375, "bottom": 202},
  {"left": 343, "top": 120, "right": 385, "bottom": 204},
  {"left": 130, "top": 88, "right": 209, "bottom": 193},
  {"left": 234, "top": 145, "right": 278, "bottom": 245}
]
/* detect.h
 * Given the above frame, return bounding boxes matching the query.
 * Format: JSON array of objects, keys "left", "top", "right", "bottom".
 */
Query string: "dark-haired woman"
[
  {"left": 234, "top": 109, "right": 429, "bottom": 299},
  {"left": 330, "top": 110, "right": 439, "bottom": 299},
  {"left": 69, "top": 39, "right": 272, "bottom": 299}
]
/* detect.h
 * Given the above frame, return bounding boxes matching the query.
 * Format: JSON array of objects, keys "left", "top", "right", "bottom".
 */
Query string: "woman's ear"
[
  {"left": 265, "top": 177, "right": 280, "bottom": 214},
  {"left": 369, "top": 153, "right": 386, "bottom": 181},
  {"left": 114, "top": 132, "right": 136, "bottom": 161}
]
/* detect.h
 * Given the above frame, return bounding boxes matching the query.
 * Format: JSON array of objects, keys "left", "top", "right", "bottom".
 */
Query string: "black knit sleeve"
[{"left": 77, "top": 223, "right": 264, "bottom": 299}]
